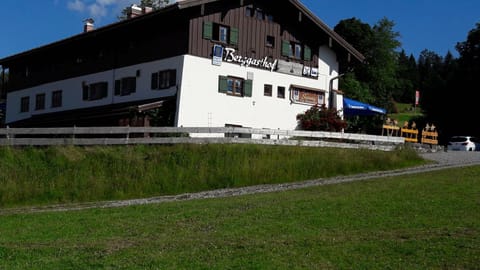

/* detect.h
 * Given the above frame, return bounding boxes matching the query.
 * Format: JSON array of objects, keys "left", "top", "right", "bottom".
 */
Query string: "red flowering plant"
[{"left": 296, "top": 105, "right": 347, "bottom": 132}]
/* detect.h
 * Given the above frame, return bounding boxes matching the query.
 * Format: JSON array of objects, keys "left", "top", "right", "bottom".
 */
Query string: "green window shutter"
[
  {"left": 218, "top": 76, "right": 228, "bottom": 93},
  {"left": 304, "top": 45, "right": 312, "bottom": 61},
  {"left": 281, "top": 40, "right": 291, "bottom": 57},
  {"left": 230, "top": 27, "right": 239, "bottom": 46},
  {"left": 244, "top": 79, "right": 253, "bottom": 97},
  {"left": 203, "top": 21, "right": 213, "bottom": 40}
]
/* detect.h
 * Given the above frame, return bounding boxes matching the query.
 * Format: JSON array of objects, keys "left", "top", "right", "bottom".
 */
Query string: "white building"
[{"left": 0, "top": 0, "right": 364, "bottom": 129}]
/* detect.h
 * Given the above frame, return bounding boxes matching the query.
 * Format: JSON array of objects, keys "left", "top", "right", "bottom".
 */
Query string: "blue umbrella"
[{"left": 343, "top": 98, "right": 386, "bottom": 116}]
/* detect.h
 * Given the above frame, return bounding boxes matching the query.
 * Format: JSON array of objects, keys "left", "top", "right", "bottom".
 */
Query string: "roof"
[{"left": 0, "top": 0, "right": 364, "bottom": 64}]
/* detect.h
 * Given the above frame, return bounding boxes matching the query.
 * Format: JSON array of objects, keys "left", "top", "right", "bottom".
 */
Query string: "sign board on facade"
[
  {"left": 212, "top": 46, "right": 277, "bottom": 71},
  {"left": 212, "top": 45, "right": 223, "bottom": 66},
  {"left": 223, "top": 47, "right": 277, "bottom": 71}
]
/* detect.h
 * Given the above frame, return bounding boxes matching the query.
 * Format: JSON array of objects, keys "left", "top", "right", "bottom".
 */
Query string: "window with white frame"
[
  {"left": 20, "top": 96, "right": 29, "bottom": 113},
  {"left": 264, "top": 84, "right": 272, "bottom": 97},
  {"left": 35, "top": 93, "right": 45, "bottom": 110},
  {"left": 83, "top": 82, "right": 108, "bottom": 101},
  {"left": 277, "top": 86, "right": 285, "bottom": 99},
  {"left": 151, "top": 69, "right": 176, "bottom": 90},
  {"left": 218, "top": 76, "right": 253, "bottom": 97},
  {"left": 115, "top": 77, "right": 136, "bottom": 96},
  {"left": 51, "top": 90, "right": 63, "bottom": 108}
]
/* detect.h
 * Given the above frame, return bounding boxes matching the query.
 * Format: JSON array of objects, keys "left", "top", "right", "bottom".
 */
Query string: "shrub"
[{"left": 296, "top": 105, "right": 347, "bottom": 132}]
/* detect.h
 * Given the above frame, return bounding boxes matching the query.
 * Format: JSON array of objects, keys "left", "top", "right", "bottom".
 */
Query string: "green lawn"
[
  {"left": 1, "top": 166, "right": 479, "bottom": 269},
  {"left": 389, "top": 102, "right": 423, "bottom": 125},
  {"left": 0, "top": 144, "right": 425, "bottom": 208}
]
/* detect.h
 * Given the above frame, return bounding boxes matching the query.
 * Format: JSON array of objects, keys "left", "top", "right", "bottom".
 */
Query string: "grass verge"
[
  {"left": 0, "top": 166, "right": 478, "bottom": 269},
  {"left": 0, "top": 144, "right": 425, "bottom": 208}
]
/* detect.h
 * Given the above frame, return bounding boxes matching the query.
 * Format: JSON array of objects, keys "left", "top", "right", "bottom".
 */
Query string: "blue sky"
[{"left": 0, "top": 0, "right": 478, "bottom": 60}]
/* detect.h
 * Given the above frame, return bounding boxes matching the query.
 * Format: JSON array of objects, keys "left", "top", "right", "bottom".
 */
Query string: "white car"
[{"left": 447, "top": 136, "right": 479, "bottom": 151}]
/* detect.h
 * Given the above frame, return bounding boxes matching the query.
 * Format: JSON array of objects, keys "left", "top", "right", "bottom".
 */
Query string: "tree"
[
  {"left": 118, "top": 0, "right": 170, "bottom": 20},
  {"left": 448, "top": 22, "right": 480, "bottom": 137},
  {"left": 334, "top": 17, "right": 374, "bottom": 76},
  {"left": 395, "top": 50, "right": 419, "bottom": 104},
  {"left": 335, "top": 17, "right": 402, "bottom": 112}
]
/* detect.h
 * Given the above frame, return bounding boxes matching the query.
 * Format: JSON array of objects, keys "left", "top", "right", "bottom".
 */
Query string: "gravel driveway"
[
  {"left": 420, "top": 150, "right": 480, "bottom": 166},
  {"left": 2, "top": 151, "right": 480, "bottom": 216}
]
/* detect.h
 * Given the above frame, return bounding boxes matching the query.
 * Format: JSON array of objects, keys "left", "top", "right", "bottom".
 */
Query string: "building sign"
[
  {"left": 222, "top": 47, "right": 277, "bottom": 72},
  {"left": 291, "top": 87, "right": 325, "bottom": 105},
  {"left": 212, "top": 45, "right": 223, "bottom": 66}
]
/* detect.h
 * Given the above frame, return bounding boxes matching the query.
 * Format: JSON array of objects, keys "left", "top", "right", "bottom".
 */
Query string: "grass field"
[
  {"left": 389, "top": 102, "right": 423, "bottom": 125},
  {"left": 0, "top": 144, "right": 425, "bottom": 208},
  {"left": 1, "top": 165, "right": 478, "bottom": 269}
]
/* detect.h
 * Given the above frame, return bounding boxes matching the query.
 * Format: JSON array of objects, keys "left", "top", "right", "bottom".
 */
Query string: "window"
[
  {"left": 281, "top": 41, "right": 312, "bottom": 60},
  {"left": 291, "top": 86, "right": 325, "bottom": 105},
  {"left": 266, "top": 36, "right": 275, "bottom": 48},
  {"left": 51, "top": 90, "right": 62, "bottom": 108},
  {"left": 218, "top": 76, "right": 253, "bottom": 97},
  {"left": 151, "top": 69, "right": 176, "bottom": 90},
  {"left": 228, "top": 77, "right": 243, "bottom": 96},
  {"left": 266, "top": 14, "right": 274, "bottom": 22},
  {"left": 255, "top": 8, "right": 264, "bottom": 20},
  {"left": 219, "top": 26, "right": 229, "bottom": 43},
  {"left": 264, "top": 84, "right": 272, "bottom": 97},
  {"left": 294, "top": 43, "right": 302, "bottom": 59},
  {"left": 83, "top": 82, "right": 108, "bottom": 101},
  {"left": 277, "top": 86, "right": 285, "bottom": 99},
  {"left": 35, "top": 93, "right": 45, "bottom": 110},
  {"left": 246, "top": 6, "right": 254, "bottom": 17},
  {"left": 20, "top": 96, "right": 29, "bottom": 113},
  {"left": 203, "top": 22, "right": 238, "bottom": 46},
  {"left": 115, "top": 77, "right": 136, "bottom": 96}
]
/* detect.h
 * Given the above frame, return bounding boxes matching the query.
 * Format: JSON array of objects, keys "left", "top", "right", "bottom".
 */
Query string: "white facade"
[
  {"left": 177, "top": 45, "right": 341, "bottom": 130},
  {"left": 6, "top": 57, "right": 183, "bottom": 124}
]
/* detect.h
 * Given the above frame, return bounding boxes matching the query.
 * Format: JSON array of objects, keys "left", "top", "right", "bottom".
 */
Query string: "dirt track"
[{"left": 2, "top": 151, "right": 480, "bottom": 216}]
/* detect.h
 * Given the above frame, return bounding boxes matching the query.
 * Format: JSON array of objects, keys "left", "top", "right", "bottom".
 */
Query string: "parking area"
[{"left": 420, "top": 151, "right": 480, "bottom": 166}]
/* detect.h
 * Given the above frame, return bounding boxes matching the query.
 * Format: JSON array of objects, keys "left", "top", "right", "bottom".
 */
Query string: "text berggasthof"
[{"left": 223, "top": 48, "right": 277, "bottom": 72}]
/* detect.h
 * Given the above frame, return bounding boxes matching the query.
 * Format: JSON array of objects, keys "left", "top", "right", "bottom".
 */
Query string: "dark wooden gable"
[{"left": 186, "top": 0, "right": 362, "bottom": 69}]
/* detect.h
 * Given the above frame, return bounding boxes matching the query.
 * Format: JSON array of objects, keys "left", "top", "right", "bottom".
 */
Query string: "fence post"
[{"left": 72, "top": 125, "right": 76, "bottom": 145}]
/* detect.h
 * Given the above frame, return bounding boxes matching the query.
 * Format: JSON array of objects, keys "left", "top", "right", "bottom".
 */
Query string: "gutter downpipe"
[{"left": 329, "top": 73, "right": 345, "bottom": 110}]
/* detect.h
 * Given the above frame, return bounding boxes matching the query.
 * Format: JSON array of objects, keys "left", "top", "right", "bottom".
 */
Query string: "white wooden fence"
[{"left": 0, "top": 126, "right": 405, "bottom": 151}]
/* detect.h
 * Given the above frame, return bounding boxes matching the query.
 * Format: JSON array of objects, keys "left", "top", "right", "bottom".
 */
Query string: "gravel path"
[{"left": 2, "top": 151, "right": 480, "bottom": 216}]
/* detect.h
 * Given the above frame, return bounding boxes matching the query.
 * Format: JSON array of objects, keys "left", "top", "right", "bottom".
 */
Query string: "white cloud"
[
  {"left": 88, "top": 3, "right": 108, "bottom": 17},
  {"left": 67, "top": 0, "right": 136, "bottom": 19},
  {"left": 67, "top": 0, "right": 86, "bottom": 12}
]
